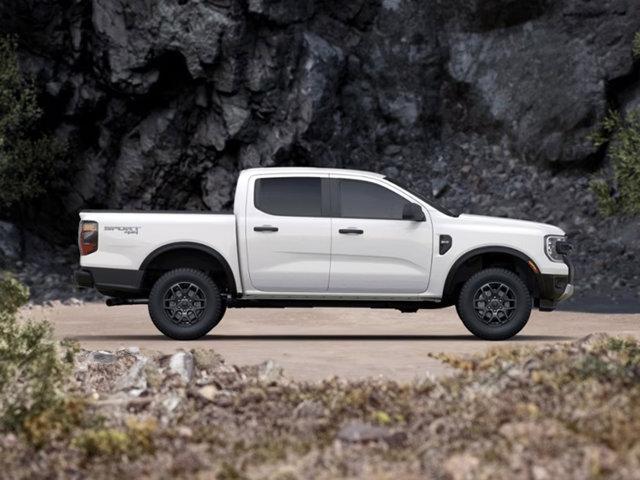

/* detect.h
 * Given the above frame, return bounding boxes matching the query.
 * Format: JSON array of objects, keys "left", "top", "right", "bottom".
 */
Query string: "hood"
[{"left": 456, "top": 214, "right": 565, "bottom": 236}]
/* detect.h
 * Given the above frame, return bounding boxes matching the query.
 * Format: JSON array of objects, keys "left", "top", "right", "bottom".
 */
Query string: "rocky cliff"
[{"left": 1, "top": 0, "right": 639, "bottom": 303}]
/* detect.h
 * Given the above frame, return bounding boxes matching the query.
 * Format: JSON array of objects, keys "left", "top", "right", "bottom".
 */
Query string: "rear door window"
[{"left": 254, "top": 177, "right": 323, "bottom": 217}]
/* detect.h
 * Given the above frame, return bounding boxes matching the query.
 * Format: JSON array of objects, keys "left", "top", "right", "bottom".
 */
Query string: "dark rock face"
[
  {"left": 444, "top": 0, "right": 639, "bottom": 163},
  {"left": 0, "top": 222, "right": 20, "bottom": 268},
  {"left": 0, "top": 0, "right": 639, "bottom": 302}
]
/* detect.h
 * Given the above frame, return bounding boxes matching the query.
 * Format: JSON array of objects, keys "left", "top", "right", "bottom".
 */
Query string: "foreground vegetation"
[
  {"left": 0, "top": 276, "right": 75, "bottom": 432},
  {"left": 1, "top": 277, "right": 640, "bottom": 478}
]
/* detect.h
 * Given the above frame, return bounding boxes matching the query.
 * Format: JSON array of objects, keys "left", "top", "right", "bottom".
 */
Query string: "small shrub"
[
  {"left": 0, "top": 275, "right": 29, "bottom": 314},
  {"left": 372, "top": 410, "right": 392, "bottom": 425},
  {"left": 0, "top": 275, "right": 75, "bottom": 433},
  {"left": 0, "top": 36, "right": 70, "bottom": 211},
  {"left": 75, "top": 428, "right": 130, "bottom": 458},
  {"left": 22, "top": 397, "right": 87, "bottom": 447},
  {"left": 217, "top": 462, "right": 249, "bottom": 480},
  {"left": 633, "top": 31, "right": 640, "bottom": 58},
  {"left": 589, "top": 178, "right": 617, "bottom": 216},
  {"left": 0, "top": 136, "right": 68, "bottom": 209},
  {"left": 73, "top": 418, "right": 157, "bottom": 459},
  {"left": 589, "top": 110, "right": 640, "bottom": 215}
]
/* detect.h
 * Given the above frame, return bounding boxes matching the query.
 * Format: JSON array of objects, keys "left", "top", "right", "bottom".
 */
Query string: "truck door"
[
  {"left": 245, "top": 174, "right": 332, "bottom": 292},
  {"left": 328, "top": 177, "right": 432, "bottom": 293}
]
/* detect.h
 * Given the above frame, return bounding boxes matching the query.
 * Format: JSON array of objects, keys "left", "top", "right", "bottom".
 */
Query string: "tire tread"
[
  {"left": 456, "top": 268, "right": 531, "bottom": 340},
  {"left": 148, "top": 268, "right": 223, "bottom": 340}
]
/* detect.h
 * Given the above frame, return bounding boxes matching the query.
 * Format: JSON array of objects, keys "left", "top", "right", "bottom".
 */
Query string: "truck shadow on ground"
[
  {"left": 559, "top": 298, "right": 640, "bottom": 313},
  {"left": 68, "top": 334, "right": 574, "bottom": 342}
]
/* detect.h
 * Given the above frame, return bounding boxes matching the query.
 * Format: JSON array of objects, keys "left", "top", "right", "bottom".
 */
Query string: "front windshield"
[{"left": 385, "top": 176, "right": 458, "bottom": 217}]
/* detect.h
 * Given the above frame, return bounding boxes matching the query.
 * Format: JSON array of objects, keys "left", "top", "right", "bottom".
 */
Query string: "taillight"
[{"left": 79, "top": 221, "right": 98, "bottom": 255}]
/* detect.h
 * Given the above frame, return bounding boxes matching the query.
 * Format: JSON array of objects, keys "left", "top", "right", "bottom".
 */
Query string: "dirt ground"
[{"left": 22, "top": 303, "right": 640, "bottom": 382}]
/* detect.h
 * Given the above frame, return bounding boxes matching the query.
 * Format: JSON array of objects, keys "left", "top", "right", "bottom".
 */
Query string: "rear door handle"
[
  {"left": 339, "top": 228, "right": 364, "bottom": 235},
  {"left": 254, "top": 225, "right": 279, "bottom": 232}
]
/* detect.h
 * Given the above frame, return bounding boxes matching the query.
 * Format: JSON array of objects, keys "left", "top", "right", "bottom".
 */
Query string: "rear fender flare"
[{"left": 139, "top": 242, "right": 237, "bottom": 295}]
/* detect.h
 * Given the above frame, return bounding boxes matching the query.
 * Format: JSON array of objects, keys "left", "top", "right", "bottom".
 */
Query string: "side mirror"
[{"left": 402, "top": 202, "right": 425, "bottom": 222}]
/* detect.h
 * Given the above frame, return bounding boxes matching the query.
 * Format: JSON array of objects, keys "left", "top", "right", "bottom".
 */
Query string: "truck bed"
[{"left": 78, "top": 211, "right": 240, "bottom": 279}]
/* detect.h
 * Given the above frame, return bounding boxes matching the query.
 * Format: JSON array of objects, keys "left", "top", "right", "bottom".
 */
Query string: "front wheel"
[
  {"left": 148, "top": 268, "right": 224, "bottom": 340},
  {"left": 456, "top": 268, "right": 532, "bottom": 340}
]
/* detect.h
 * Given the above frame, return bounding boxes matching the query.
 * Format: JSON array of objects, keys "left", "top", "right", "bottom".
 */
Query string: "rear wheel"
[
  {"left": 456, "top": 268, "right": 531, "bottom": 340},
  {"left": 148, "top": 268, "right": 224, "bottom": 340}
]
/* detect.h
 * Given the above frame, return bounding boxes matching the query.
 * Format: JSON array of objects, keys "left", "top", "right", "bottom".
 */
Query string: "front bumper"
[
  {"left": 558, "top": 283, "right": 574, "bottom": 302},
  {"left": 537, "top": 255, "right": 574, "bottom": 311}
]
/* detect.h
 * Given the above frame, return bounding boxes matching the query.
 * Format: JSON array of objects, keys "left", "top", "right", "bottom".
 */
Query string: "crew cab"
[{"left": 75, "top": 167, "right": 574, "bottom": 340}]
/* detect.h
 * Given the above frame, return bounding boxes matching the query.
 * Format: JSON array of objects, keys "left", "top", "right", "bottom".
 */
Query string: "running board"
[{"left": 226, "top": 298, "right": 442, "bottom": 310}]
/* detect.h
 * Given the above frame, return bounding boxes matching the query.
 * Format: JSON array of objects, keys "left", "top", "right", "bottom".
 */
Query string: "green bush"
[
  {"left": 0, "top": 275, "right": 75, "bottom": 432},
  {"left": 73, "top": 419, "right": 157, "bottom": 459},
  {"left": 0, "top": 36, "right": 70, "bottom": 211},
  {"left": 0, "top": 274, "right": 29, "bottom": 314},
  {"left": 589, "top": 178, "right": 617, "bottom": 216},
  {"left": 590, "top": 110, "right": 640, "bottom": 216}
]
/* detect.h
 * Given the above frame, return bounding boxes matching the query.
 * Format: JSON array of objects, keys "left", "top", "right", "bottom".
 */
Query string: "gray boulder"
[
  {"left": 168, "top": 351, "right": 195, "bottom": 384},
  {"left": 337, "top": 420, "right": 407, "bottom": 446}
]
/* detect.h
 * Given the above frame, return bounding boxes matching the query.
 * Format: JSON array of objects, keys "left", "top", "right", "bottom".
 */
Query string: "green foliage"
[
  {"left": 23, "top": 397, "right": 87, "bottom": 448},
  {"left": 587, "top": 109, "right": 622, "bottom": 149},
  {"left": 0, "top": 275, "right": 29, "bottom": 315},
  {"left": 633, "top": 31, "right": 640, "bottom": 58},
  {"left": 0, "top": 40, "right": 40, "bottom": 141},
  {"left": 217, "top": 463, "right": 249, "bottom": 480},
  {"left": 372, "top": 410, "right": 392, "bottom": 425},
  {"left": 589, "top": 178, "right": 617, "bottom": 216},
  {"left": 0, "top": 274, "right": 75, "bottom": 432},
  {"left": 0, "top": 36, "right": 70, "bottom": 210},
  {"left": 73, "top": 419, "right": 157, "bottom": 459},
  {"left": 589, "top": 110, "right": 640, "bottom": 215}
]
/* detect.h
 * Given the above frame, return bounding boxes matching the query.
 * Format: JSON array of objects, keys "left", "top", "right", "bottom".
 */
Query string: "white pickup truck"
[{"left": 76, "top": 167, "right": 573, "bottom": 340}]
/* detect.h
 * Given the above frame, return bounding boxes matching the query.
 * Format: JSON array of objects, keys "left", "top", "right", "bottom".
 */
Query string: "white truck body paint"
[
  {"left": 243, "top": 171, "right": 332, "bottom": 292},
  {"left": 79, "top": 211, "right": 242, "bottom": 290},
  {"left": 326, "top": 171, "right": 433, "bottom": 294},
  {"left": 80, "top": 167, "right": 570, "bottom": 302}
]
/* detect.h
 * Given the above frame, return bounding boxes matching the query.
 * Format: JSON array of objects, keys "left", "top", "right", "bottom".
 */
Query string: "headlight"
[{"left": 544, "top": 235, "right": 569, "bottom": 263}]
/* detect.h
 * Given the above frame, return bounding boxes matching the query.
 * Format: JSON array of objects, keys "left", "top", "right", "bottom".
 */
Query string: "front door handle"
[
  {"left": 254, "top": 225, "right": 279, "bottom": 232},
  {"left": 339, "top": 228, "right": 364, "bottom": 235}
]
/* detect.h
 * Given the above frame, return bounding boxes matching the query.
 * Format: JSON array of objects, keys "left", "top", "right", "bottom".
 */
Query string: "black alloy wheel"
[
  {"left": 148, "top": 268, "right": 224, "bottom": 340},
  {"left": 472, "top": 281, "right": 517, "bottom": 327},
  {"left": 456, "top": 268, "right": 532, "bottom": 340},
  {"left": 163, "top": 281, "right": 207, "bottom": 326}
]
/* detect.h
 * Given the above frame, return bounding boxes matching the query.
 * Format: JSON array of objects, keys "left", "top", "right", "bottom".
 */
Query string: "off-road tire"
[
  {"left": 148, "top": 268, "right": 224, "bottom": 340},
  {"left": 456, "top": 268, "right": 532, "bottom": 340}
]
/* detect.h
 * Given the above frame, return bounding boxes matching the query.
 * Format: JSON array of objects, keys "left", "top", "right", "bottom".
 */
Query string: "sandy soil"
[{"left": 21, "top": 302, "right": 640, "bottom": 382}]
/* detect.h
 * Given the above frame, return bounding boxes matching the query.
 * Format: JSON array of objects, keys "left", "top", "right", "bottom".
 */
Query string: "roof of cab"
[{"left": 240, "top": 167, "right": 384, "bottom": 179}]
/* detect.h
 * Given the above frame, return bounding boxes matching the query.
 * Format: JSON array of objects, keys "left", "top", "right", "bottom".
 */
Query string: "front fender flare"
[{"left": 442, "top": 246, "right": 541, "bottom": 299}]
